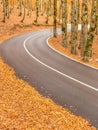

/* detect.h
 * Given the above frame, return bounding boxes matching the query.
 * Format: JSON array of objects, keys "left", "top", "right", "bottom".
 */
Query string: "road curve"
[{"left": 0, "top": 29, "right": 98, "bottom": 128}]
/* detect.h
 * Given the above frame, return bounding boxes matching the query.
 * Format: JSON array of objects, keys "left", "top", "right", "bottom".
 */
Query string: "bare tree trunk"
[
  {"left": 79, "top": 0, "right": 88, "bottom": 57},
  {"left": 35, "top": 0, "right": 39, "bottom": 23},
  {"left": 53, "top": 0, "right": 57, "bottom": 37},
  {"left": 46, "top": 0, "right": 51, "bottom": 24},
  {"left": 2, "top": 0, "right": 5, "bottom": 12},
  {"left": 78, "top": 0, "right": 80, "bottom": 23},
  {"left": 21, "top": 0, "right": 26, "bottom": 22},
  {"left": 39, "top": 0, "right": 42, "bottom": 12},
  {"left": 40, "top": 0, "right": 42, "bottom": 13},
  {"left": 2, "top": 0, "right": 6, "bottom": 22},
  {"left": 9, "top": 0, "right": 13, "bottom": 14},
  {"left": 62, "top": 0, "right": 67, "bottom": 47},
  {"left": 58, "top": 0, "right": 61, "bottom": 24},
  {"left": 70, "top": 0, "right": 75, "bottom": 46},
  {"left": 70, "top": 0, "right": 79, "bottom": 55},
  {"left": 5, "top": 0, "right": 9, "bottom": 17},
  {"left": 27, "top": 0, "right": 30, "bottom": 16},
  {"left": 18, "top": 0, "right": 22, "bottom": 16},
  {"left": 49, "top": 0, "right": 52, "bottom": 16},
  {"left": 41, "top": 0, "right": 44, "bottom": 15},
  {"left": 83, "top": 0, "right": 98, "bottom": 61},
  {"left": 7, "top": 0, "right": 9, "bottom": 19},
  {"left": 27, "top": 0, "right": 32, "bottom": 17},
  {"left": 11, "top": 0, "right": 15, "bottom": 9},
  {"left": 95, "top": 0, "right": 98, "bottom": 35}
]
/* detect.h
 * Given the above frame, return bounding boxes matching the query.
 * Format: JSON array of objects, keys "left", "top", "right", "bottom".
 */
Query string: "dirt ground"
[
  {"left": 0, "top": 4, "right": 97, "bottom": 130},
  {"left": 0, "top": 3, "right": 54, "bottom": 42}
]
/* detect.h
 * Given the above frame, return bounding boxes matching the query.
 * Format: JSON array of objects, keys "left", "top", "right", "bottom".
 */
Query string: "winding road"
[{"left": 0, "top": 28, "right": 98, "bottom": 128}]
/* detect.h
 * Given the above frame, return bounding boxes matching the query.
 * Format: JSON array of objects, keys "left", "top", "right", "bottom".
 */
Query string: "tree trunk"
[
  {"left": 46, "top": 0, "right": 50, "bottom": 24},
  {"left": 62, "top": 0, "right": 67, "bottom": 47},
  {"left": 2, "top": 0, "right": 5, "bottom": 12},
  {"left": 95, "top": 0, "right": 98, "bottom": 35},
  {"left": 27, "top": 0, "right": 32, "bottom": 17},
  {"left": 2, "top": 0, "right": 6, "bottom": 22},
  {"left": 58, "top": 0, "right": 61, "bottom": 24},
  {"left": 40, "top": 0, "right": 42, "bottom": 13},
  {"left": 79, "top": 0, "right": 88, "bottom": 57},
  {"left": 78, "top": 0, "right": 80, "bottom": 23},
  {"left": 35, "top": 0, "right": 39, "bottom": 23},
  {"left": 41, "top": 0, "right": 44, "bottom": 15},
  {"left": 7, "top": 0, "right": 9, "bottom": 19},
  {"left": 21, "top": 0, "right": 26, "bottom": 22},
  {"left": 49, "top": 0, "right": 52, "bottom": 16},
  {"left": 5, "top": 0, "right": 8, "bottom": 17},
  {"left": 70, "top": 0, "right": 79, "bottom": 55},
  {"left": 83, "top": 0, "right": 98, "bottom": 61},
  {"left": 53, "top": 0, "right": 57, "bottom": 37},
  {"left": 18, "top": 0, "right": 22, "bottom": 16}
]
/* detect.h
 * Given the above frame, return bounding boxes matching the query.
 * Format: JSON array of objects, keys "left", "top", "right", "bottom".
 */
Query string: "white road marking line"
[
  {"left": 47, "top": 38, "right": 98, "bottom": 70},
  {"left": 48, "top": 26, "right": 98, "bottom": 70},
  {"left": 23, "top": 34, "right": 98, "bottom": 92}
]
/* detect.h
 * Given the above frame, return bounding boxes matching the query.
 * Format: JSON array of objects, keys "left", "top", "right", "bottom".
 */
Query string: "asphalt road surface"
[{"left": 0, "top": 29, "right": 98, "bottom": 128}]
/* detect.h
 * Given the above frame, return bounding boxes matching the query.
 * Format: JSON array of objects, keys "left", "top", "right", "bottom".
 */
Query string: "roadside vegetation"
[
  {"left": 51, "top": 0, "right": 98, "bottom": 65},
  {"left": 0, "top": 0, "right": 97, "bottom": 129}
]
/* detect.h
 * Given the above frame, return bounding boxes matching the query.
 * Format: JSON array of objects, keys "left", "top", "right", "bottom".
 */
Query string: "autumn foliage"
[
  {"left": 0, "top": 1, "right": 97, "bottom": 129},
  {"left": 0, "top": 57, "right": 96, "bottom": 129}
]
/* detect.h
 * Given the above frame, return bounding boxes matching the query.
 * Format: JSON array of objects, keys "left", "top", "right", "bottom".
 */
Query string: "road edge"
[{"left": 47, "top": 37, "right": 98, "bottom": 70}]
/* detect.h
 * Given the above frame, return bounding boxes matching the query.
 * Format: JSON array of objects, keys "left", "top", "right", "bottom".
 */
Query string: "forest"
[
  {"left": 0, "top": 0, "right": 98, "bottom": 129},
  {"left": 1, "top": 0, "right": 98, "bottom": 65}
]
